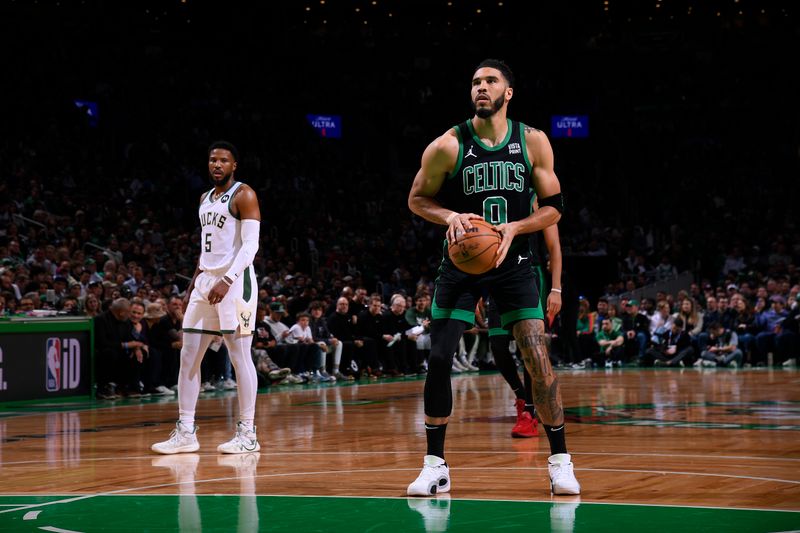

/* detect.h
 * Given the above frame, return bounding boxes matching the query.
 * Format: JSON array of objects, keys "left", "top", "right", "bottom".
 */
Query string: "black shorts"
[
  {"left": 432, "top": 257, "right": 544, "bottom": 330},
  {"left": 485, "top": 264, "right": 546, "bottom": 337}
]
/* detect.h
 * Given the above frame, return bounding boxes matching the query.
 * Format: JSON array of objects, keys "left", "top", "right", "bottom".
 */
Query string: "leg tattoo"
[{"left": 513, "top": 320, "right": 564, "bottom": 426}]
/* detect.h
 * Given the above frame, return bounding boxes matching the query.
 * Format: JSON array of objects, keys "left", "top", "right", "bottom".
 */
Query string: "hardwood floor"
[{"left": 1, "top": 369, "right": 798, "bottom": 511}]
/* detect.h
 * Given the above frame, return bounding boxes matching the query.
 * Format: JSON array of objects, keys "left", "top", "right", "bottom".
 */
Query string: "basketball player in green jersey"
[
  {"left": 407, "top": 59, "right": 580, "bottom": 495},
  {"left": 152, "top": 141, "right": 262, "bottom": 455}
]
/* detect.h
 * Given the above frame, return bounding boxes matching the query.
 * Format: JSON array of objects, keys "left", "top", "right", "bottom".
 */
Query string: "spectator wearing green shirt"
[
  {"left": 596, "top": 318, "right": 624, "bottom": 368},
  {"left": 405, "top": 293, "right": 432, "bottom": 374}
]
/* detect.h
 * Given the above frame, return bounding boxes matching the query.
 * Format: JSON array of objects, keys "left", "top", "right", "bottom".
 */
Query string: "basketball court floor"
[{"left": 1, "top": 368, "right": 798, "bottom": 532}]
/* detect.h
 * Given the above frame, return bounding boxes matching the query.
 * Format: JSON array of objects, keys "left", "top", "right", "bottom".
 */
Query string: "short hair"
[
  {"left": 673, "top": 317, "right": 684, "bottom": 328},
  {"left": 475, "top": 58, "right": 515, "bottom": 88},
  {"left": 708, "top": 321, "right": 724, "bottom": 331},
  {"left": 208, "top": 140, "right": 239, "bottom": 162},
  {"left": 110, "top": 297, "right": 131, "bottom": 312}
]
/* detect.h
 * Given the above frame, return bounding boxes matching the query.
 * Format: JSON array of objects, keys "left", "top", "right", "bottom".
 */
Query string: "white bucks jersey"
[{"left": 198, "top": 181, "right": 243, "bottom": 272}]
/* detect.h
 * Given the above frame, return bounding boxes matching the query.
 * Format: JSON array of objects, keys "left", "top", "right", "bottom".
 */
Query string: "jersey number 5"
[
  {"left": 483, "top": 196, "right": 508, "bottom": 225},
  {"left": 204, "top": 233, "right": 212, "bottom": 252}
]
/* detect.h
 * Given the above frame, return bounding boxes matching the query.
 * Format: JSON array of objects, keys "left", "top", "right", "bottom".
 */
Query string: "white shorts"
[{"left": 182, "top": 266, "right": 257, "bottom": 335}]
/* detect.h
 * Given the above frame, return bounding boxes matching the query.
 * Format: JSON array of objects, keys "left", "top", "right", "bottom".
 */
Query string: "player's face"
[
  {"left": 208, "top": 149, "right": 237, "bottom": 186},
  {"left": 471, "top": 68, "right": 512, "bottom": 119}
]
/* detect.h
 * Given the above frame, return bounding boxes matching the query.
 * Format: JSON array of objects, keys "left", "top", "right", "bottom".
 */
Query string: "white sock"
[{"left": 239, "top": 419, "right": 254, "bottom": 432}]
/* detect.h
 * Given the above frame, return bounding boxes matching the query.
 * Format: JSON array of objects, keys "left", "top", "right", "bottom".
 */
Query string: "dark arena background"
[{"left": 0, "top": 1, "right": 798, "bottom": 532}]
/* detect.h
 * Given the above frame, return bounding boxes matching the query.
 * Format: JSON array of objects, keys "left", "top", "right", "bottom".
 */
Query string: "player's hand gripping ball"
[{"left": 447, "top": 219, "right": 501, "bottom": 275}]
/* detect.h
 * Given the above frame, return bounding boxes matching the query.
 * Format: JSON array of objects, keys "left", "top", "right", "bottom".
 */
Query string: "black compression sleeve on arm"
[{"left": 538, "top": 193, "right": 564, "bottom": 214}]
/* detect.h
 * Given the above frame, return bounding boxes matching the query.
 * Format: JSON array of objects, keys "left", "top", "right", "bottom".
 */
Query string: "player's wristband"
[
  {"left": 550, "top": 288, "right": 562, "bottom": 294},
  {"left": 222, "top": 276, "right": 233, "bottom": 287}
]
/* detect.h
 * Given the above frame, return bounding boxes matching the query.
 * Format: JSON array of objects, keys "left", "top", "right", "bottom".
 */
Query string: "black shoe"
[{"left": 96, "top": 384, "right": 118, "bottom": 400}]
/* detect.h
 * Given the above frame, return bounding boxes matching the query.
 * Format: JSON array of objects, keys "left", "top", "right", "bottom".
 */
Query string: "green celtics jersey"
[{"left": 437, "top": 118, "right": 535, "bottom": 255}]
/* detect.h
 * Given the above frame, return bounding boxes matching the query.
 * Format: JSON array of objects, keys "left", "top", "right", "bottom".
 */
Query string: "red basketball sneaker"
[{"left": 512, "top": 398, "right": 539, "bottom": 438}]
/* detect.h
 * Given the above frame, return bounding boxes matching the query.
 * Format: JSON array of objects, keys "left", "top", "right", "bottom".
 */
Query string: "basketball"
[{"left": 447, "top": 219, "right": 501, "bottom": 275}]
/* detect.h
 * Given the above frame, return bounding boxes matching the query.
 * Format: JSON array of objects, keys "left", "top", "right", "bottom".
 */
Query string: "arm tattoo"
[{"left": 524, "top": 126, "right": 542, "bottom": 134}]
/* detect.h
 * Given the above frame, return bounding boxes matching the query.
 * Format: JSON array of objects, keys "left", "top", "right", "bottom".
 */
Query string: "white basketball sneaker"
[
  {"left": 217, "top": 422, "right": 261, "bottom": 454},
  {"left": 407, "top": 455, "right": 450, "bottom": 496},
  {"left": 151, "top": 421, "right": 200, "bottom": 454},
  {"left": 548, "top": 453, "right": 581, "bottom": 495}
]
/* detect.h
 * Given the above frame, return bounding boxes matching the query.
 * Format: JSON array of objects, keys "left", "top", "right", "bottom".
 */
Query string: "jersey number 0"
[{"left": 483, "top": 196, "right": 508, "bottom": 224}]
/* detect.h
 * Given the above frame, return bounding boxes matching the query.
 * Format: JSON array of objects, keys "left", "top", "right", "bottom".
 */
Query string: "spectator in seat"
[
  {"left": 94, "top": 297, "right": 131, "bottom": 399},
  {"left": 355, "top": 294, "right": 385, "bottom": 378},
  {"left": 251, "top": 303, "right": 293, "bottom": 386},
  {"left": 327, "top": 296, "right": 365, "bottom": 379},
  {"left": 753, "top": 295, "right": 790, "bottom": 366},
  {"left": 310, "top": 300, "right": 350, "bottom": 381},
  {"left": 382, "top": 294, "right": 410, "bottom": 377},
  {"left": 263, "top": 301, "right": 307, "bottom": 382},
  {"left": 595, "top": 318, "right": 625, "bottom": 367},
  {"left": 655, "top": 255, "right": 678, "bottom": 281},
  {"left": 288, "top": 311, "right": 333, "bottom": 382},
  {"left": 405, "top": 293, "right": 432, "bottom": 374},
  {"left": 776, "top": 295, "right": 800, "bottom": 368},
  {"left": 648, "top": 317, "right": 694, "bottom": 367},
  {"left": 673, "top": 297, "right": 703, "bottom": 339},
  {"left": 149, "top": 295, "right": 183, "bottom": 390},
  {"left": 119, "top": 300, "right": 151, "bottom": 396},
  {"left": 606, "top": 303, "right": 623, "bottom": 333},
  {"left": 622, "top": 299, "right": 650, "bottom": 363},
  {"left": 695, "top": 322, "right": 743, "bottom": 368}
]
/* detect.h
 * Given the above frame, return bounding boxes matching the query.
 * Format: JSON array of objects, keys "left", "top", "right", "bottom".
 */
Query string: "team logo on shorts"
[
  {"left": 221, "top": 194, "right": 230, "bottom": 203},
  {"left": 240, "top": 311, "right": 251, "bottom": 329}
]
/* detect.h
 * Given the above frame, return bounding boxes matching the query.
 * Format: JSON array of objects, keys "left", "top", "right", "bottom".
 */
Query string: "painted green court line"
[{"left": 0, "top": 495, "right": 797, "bottom": 532}]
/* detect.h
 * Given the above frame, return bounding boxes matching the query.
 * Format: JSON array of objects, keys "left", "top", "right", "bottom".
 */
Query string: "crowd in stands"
[{"left": 564, "top": 277, "right": 800, "bottom": 370}]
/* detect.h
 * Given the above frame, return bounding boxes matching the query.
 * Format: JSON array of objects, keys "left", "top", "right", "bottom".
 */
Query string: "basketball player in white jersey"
[{"left": 152, "top": 141, "right": 262, "bottom": 454}]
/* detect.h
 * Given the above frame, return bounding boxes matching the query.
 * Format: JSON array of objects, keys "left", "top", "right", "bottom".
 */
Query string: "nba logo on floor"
[{"left": 46, "top": 338, "right": 62, "bottom": 392}]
